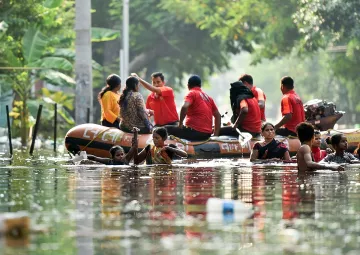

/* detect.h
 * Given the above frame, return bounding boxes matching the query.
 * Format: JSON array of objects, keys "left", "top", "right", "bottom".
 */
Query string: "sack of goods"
[{"left": 304, "top": 99, "right": 337, "bottom": 121}]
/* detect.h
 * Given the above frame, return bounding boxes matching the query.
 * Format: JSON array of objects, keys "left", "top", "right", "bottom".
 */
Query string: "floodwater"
[{"left": 1, "top": 152, "right": 360, "bottom": 255}]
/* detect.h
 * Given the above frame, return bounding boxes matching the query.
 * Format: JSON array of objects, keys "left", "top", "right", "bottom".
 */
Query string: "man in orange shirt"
[
  {"left": 275, "top": 76, "right": 305, "bottom": 137},
  {"left": 132, "top": 72, "right": 179, "bottom": 126},
  {"left": 219, "top": 81, "right": 261, "bottom": 137},
  {"left": 239, "top": 74, "right": 266, "bottom": 121},
  {"left": 166, "top": 75, "right": 221, "bottom": 141}
]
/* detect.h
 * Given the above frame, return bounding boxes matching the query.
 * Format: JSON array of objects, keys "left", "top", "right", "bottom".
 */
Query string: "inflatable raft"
[{"left": 64, "top": 124, "right": 360, "bottom": 158}]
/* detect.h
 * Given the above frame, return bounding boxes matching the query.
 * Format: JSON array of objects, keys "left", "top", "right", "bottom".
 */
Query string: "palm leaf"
[
  {"left": 92, "top": 27, "right": 120, "bottom": 42},
  {"left": 49, "top": 48, "right": 103, "bottom": 70},
  {"left": 39, "top": 69, "right": 75, "bottom": 87},
  {"left": 22, "top": 27, "right": 48, "bottom": 64},
  {"left": 29, "top": 57, "right": 73, "bottom": 71}
]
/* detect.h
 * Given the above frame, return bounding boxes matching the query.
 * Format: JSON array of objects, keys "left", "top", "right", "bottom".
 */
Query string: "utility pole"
[
  {"left": 120, "top": 0, "right": 129, "bottom": 80},
  {"left": 75, "top": 0, "right": 93, "bottom": 124}
]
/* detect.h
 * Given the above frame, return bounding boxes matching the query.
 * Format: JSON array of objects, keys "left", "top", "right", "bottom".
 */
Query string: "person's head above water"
[
  {"left": 109, "top": 145, "right": 125, "bottom": 161},
  {"left": 280, "top": 76, "right": 294, "bottom": 94},
  {"left": 261, "top": 122, "right": 275, "bottom": 140},
  {"left": 330, "top": 134, "right": 348, "bottom": 152},
  {"left": 296, "top": 122, "right": 314, "bottom": 144},
  {"left": 312, "top": 130, "right": 322, "bottom": 148},
  {"left": 187, "top": 75, "right": 201, "bottom": 89},
  {"left": 152, "top": 127, "right": 168, "bottom": 147},
  {"left": 98, "top": 74, "right": 121, "bottom": 101}
]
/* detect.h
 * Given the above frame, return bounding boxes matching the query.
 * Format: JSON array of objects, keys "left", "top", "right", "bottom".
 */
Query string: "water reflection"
[{"left": 0, "top": 159, "right": 360, "bottom": 254}]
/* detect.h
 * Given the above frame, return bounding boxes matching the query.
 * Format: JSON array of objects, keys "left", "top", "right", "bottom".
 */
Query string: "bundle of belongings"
[{"left": 304, "top": 99, "right": 337, "bottom": 121}]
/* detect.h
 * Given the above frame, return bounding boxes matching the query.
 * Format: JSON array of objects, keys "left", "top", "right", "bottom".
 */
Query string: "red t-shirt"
[
  {"left": 184, "top": 87, "right": 218, "bottom": 134},
  {"left": 239, "top": 98, "right": 261, "bottom": 133},
  {"left": 146, "top": 86, "right": 179, "bottom": 126},
  {"left": 312, "top": 147, "right": 327, "bottom": 162},
  {"left": 251, "top": 86, "right": 266, "bottom": 121},
  {"left": 280, "top": 90, "right": 305, "bottom": 133}
]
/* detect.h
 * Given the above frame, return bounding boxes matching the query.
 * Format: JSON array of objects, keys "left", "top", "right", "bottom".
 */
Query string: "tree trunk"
[{"left": 75, "top": 0, "right": 93, "bottom": 124}]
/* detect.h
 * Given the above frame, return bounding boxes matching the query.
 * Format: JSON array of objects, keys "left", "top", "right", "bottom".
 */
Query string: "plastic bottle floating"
[{"left": 206, "top": 198, "right": 253, "bottom": 223}]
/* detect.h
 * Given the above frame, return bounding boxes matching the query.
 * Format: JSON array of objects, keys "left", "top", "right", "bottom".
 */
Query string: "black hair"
[
  {"left": 153, "top": 127, "right": 168, "bottom": 141},
  {"left": 330, "top": 134, "right": 344, "bottom": 146},
  {"left": 296, "top": 122, "right": 314, "bottom": 143},
  {"left": 261, "top": 122, "right": 274, "bottom": 132},
  {"left": 98, "top": 74, "right": 121, "bottom": 101},
  {"left": 119, "top": 76, "right": 138, "bottom": 107},
  {"left": 239, "top": 74, "right": 253, "bottom": 85},
  {"left": 314, "top": 130, "right": 321, "bottom": 135},
  {"left": 151, "top": 72, "right": 165, "bottom": 82},
  {"left": 281, "top": 76, "right": 294, "bottom": 90},
  {"left": 109, "top": 145, "right": 124, "bottom": 159},
  {"left": 188, "top": 75, "right": 201, "bottom": 89},
  {"left": 67, "top": 144, "right": 81, "bottom": 156}
]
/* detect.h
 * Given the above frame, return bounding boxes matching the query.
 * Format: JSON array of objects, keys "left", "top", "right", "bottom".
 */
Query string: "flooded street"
[{"left": 1, "top": 153, "right": 360, "bottom": 254}]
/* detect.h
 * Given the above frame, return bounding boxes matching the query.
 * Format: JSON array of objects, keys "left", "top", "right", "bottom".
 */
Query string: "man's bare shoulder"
[{"left": 298, "top": 144, "right": 311, "bottom": 153}]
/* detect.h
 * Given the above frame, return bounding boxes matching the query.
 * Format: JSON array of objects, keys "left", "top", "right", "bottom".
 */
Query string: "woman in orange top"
[{"left": 98, "top": 74, "right": 121, "bottom": 128}]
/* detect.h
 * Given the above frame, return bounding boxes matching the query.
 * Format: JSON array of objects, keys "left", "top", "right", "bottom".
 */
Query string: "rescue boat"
[{"left": 64, "top": 124, "right": 360, "bottom": 158}]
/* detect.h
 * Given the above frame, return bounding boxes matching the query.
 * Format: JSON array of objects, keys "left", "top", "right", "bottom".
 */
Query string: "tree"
[
  {"left": 74, "top": 0, "right": 93, "bottom": 124},
  {"left": 161, "top": 0, "right": 360, "bottom": 124},
  {"left": 0, "top": 0, "right": 76, "bottom": 145},
  {"left": 91, "top": 0, "right": 230, "bottom": 86}
]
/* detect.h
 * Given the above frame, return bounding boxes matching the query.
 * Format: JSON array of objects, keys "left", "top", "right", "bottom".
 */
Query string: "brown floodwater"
[{"left": 0, "top": 151, "right": 360, "bottom": 255}]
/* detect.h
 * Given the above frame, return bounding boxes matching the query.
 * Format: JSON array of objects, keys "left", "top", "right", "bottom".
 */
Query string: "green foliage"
[
  {"left": 91, "top": 0, "right": 229, "bottom": 86},
  {"left": 91, "top": 27, "right": 120, "bottom": 42}
]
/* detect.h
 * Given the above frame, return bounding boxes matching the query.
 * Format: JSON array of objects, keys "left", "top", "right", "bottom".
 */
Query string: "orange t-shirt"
[
  {"left": 239, "top": 98, "right": 261, "bottom": 133},
  {"left": 100, "top": 91, "right": 120, "bottom": 123},
  {"left": 184, "top": 87, "right": 218, "bottom": 134},
  {"left": 146, "top": 86, "right": 179, "bottom": 126},
  {"left": 280, "top": 90, "right": 305, "bottom": 133},
  {"left": 251, "top": 86, "right": 266, "bottom": 121}
]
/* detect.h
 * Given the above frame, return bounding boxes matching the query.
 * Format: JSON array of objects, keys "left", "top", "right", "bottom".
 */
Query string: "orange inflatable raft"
[
  {"left": 64, "top": 124, "right": 360, "bottom": 158},
  {"left": 64, "top": 124, "right": 284, "bottom": 158}
]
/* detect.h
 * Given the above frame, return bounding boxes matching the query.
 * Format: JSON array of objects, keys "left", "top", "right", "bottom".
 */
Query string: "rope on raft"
[
  {"left": 325, "top": 128, "right": 360, "bottom": 134},
  {"left": 82, "top": 127, "right": 112, "bottom": 150},
  {"left": 169, "top": 135, "right": 260, "bottom": 146}
]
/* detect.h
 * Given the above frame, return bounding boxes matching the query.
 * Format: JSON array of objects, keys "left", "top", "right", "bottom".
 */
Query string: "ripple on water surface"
[{"left": 0, "top": 153, "right": 360, "bottom": 254}]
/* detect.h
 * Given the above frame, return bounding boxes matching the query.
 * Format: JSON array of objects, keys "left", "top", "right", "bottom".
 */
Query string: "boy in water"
[
  {"left": 83, "top": 127, "right": 139, "bottom": 165},
  {"left": 296, "top": 122, "right": 344, "bottom": 172}
]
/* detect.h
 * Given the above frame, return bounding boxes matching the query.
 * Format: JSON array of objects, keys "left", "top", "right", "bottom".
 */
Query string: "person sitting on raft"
[
  {"left": 274, "top": 76, "right": 305, "bottom": 137},
  {"left": 131, "top": 72, "right": 179, "bottom": 127},
  {"left": 239, "top": 73, "right": 266, "bottom": 122},
  {"left": 296, "top": 122, "right": 344, "bottom": 172},
  {"left": 165, "top": 75, "right": 221, "bottom": 141},
  {"left": 98, "top": 74, "right": 121, "bottom": 128},
  {"left": 119, "top": 76, "right": 152, "bottom": 134},
  {"left": 86, "top": 127, "right": 139, "bottom": 165},
  {"left": 250, "top": 123, "right": 290, "bottom": 162},
  {"left": 219, "top": 80, "right": 261, "bottom": 138},
  {"left": 320, "top": 134, "right": 360, "bottom": 164},
  {"left": 134, "top": 127, "right": 188, "bottom": 165}
]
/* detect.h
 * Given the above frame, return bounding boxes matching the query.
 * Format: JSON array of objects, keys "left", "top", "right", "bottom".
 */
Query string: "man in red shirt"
[
  {"left": 132, "top": 72, "right": 179, "bottom": 126},
  {"left": 219, "top": 81, "right": 261, "bottom": 137},
  {"left": 239, "top": 74, "right": 266, "bottom": 121},
  {"left": 166, "top": 75, "right": 221, "bottom": 141},
  {"left": 275, "top": 76, "right": 305, "bottom": 137}
]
